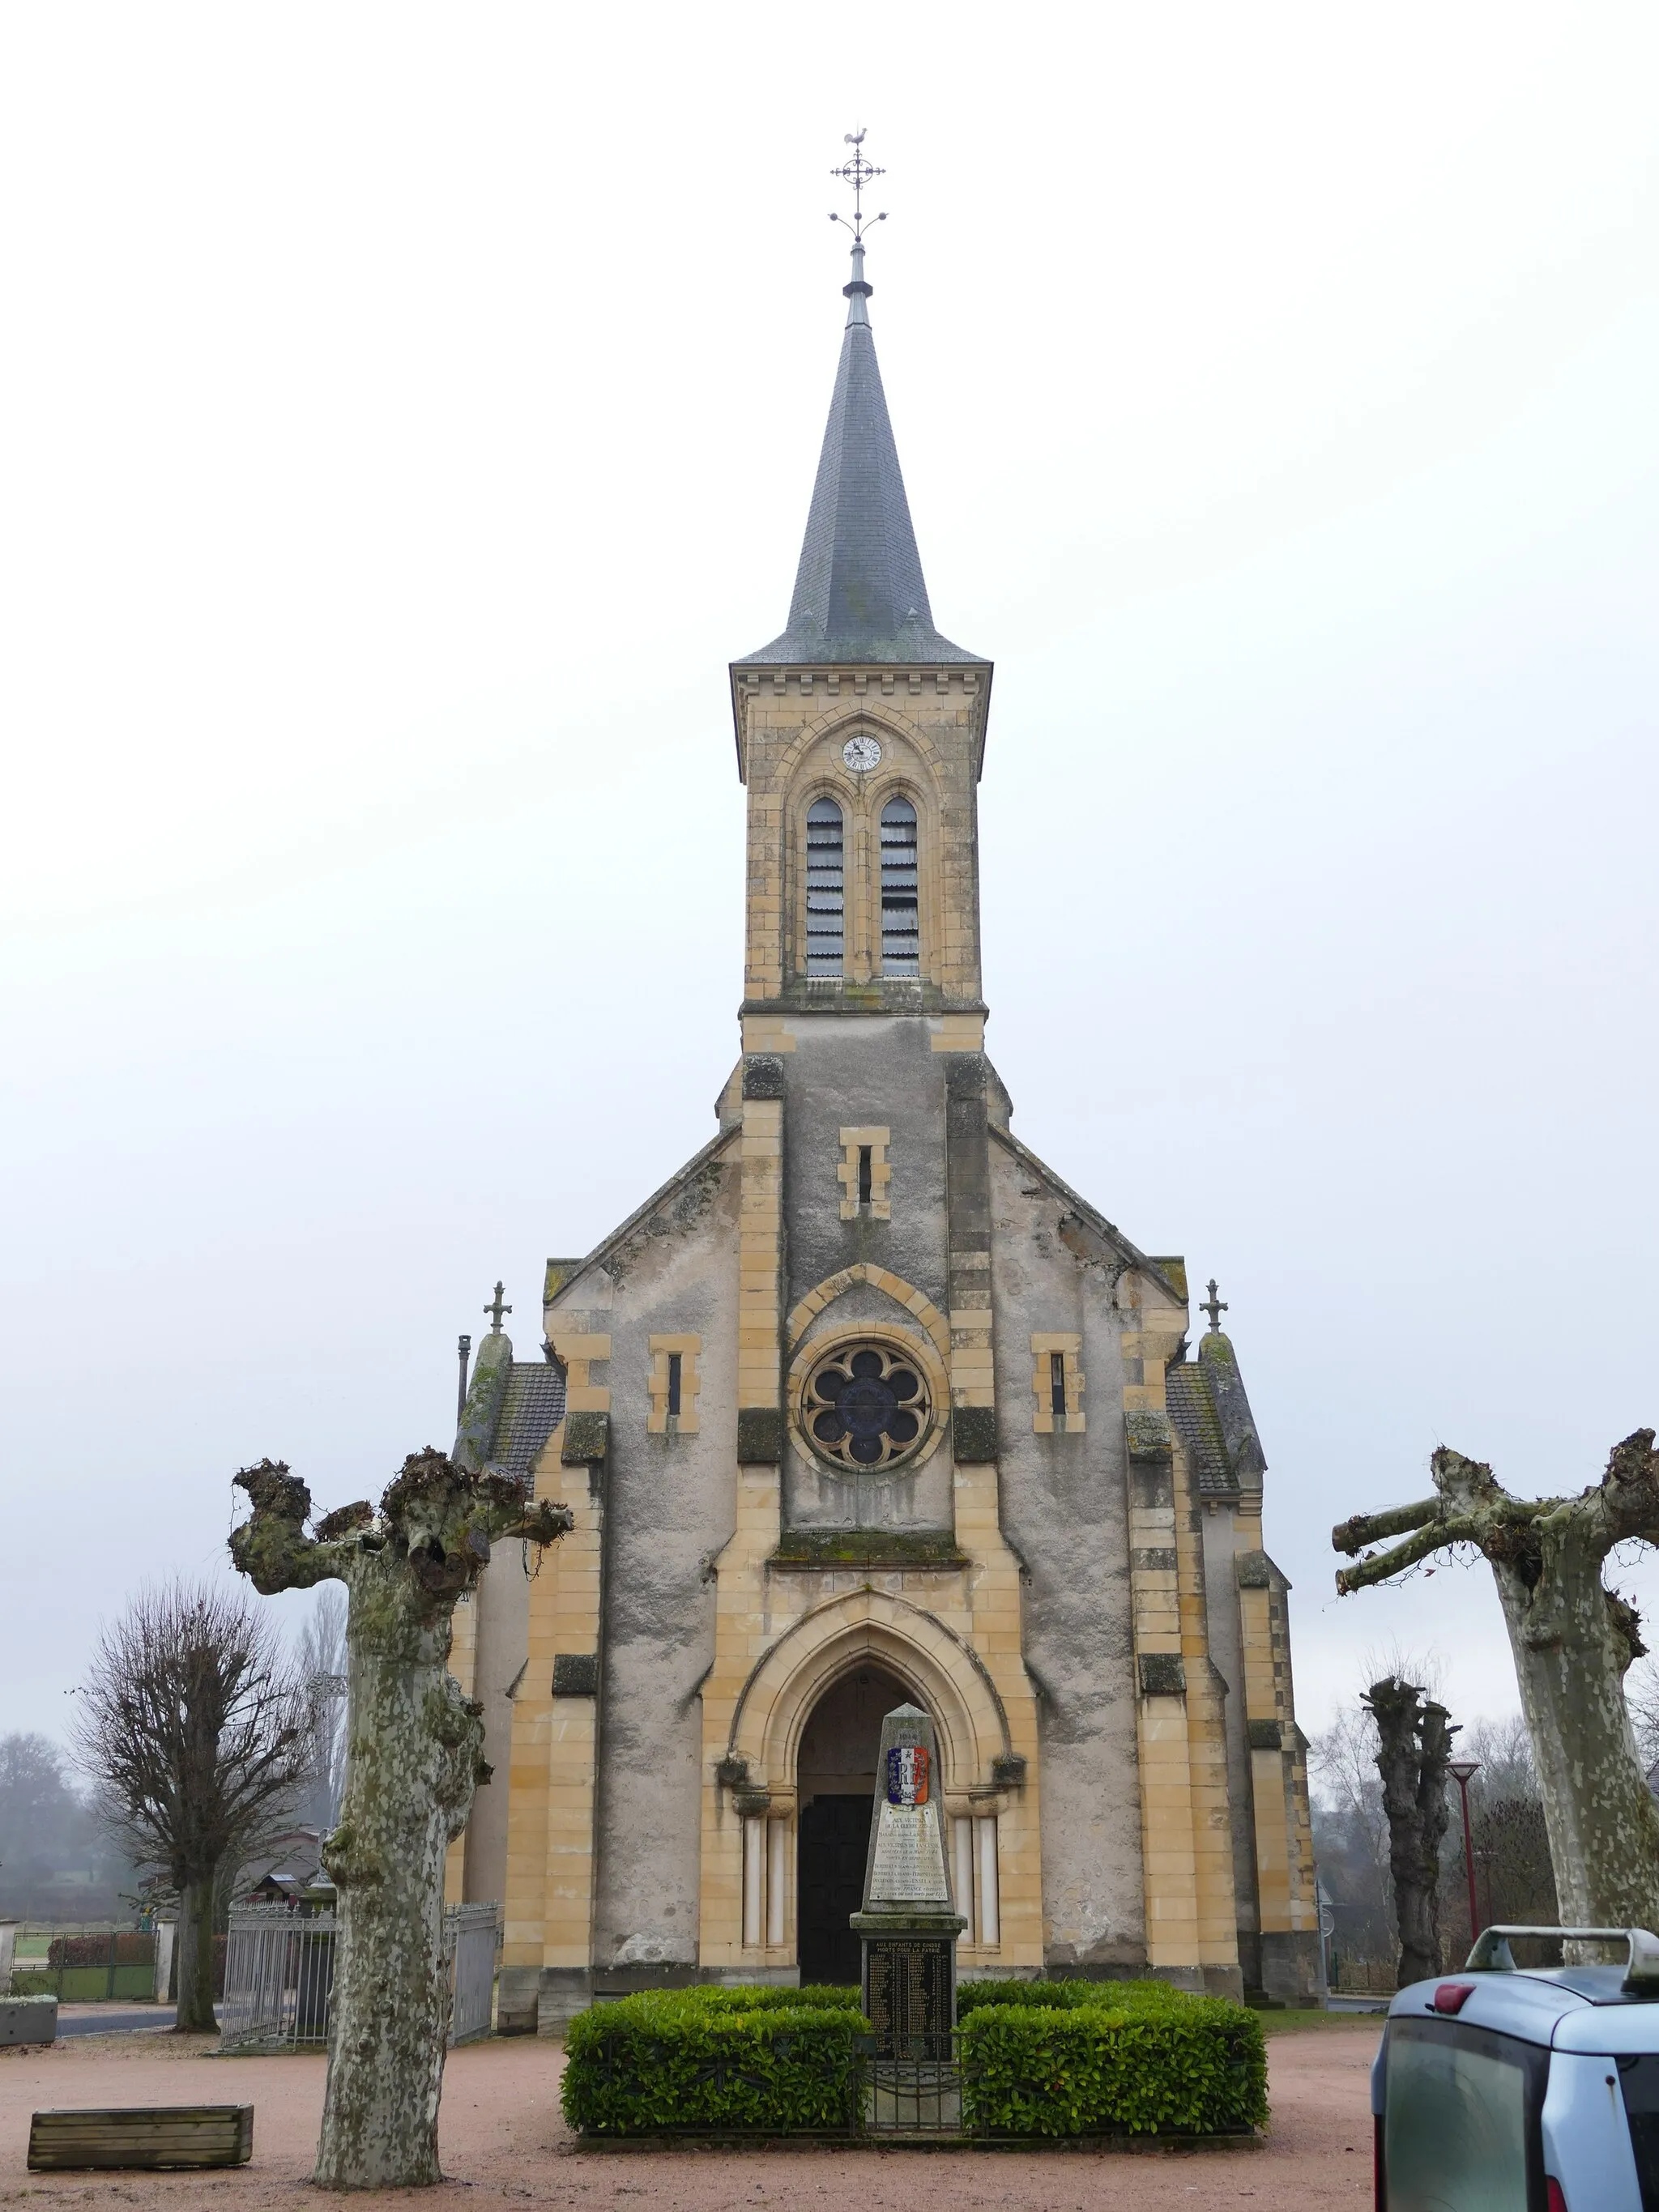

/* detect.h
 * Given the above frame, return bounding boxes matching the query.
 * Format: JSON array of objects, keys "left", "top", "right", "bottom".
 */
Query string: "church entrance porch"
[
  {"left": 795, "top": 1664, "right": 911, "bottom": 1984},
  {"left": 707, "top": 1585, "right": 1040, "bottom": 1978}
]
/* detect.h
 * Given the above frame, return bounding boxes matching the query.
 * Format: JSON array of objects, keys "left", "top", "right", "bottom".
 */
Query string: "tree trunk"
[
  {"left": 1416, "top": 1700, "right": 1454, "bottom": 1950},
  {"left": 1487, "top": 1517, "right": 1659, "bottom": 1933},
  {"left": 174, "top": 1873, "right": 219, "bottom": 2032},
  {"left": 312, "top": 1565, "right": 481, "bottom": 2189},
  {"left": 1367, "top": 1678, "right": 1448, "bottom": 1987}
]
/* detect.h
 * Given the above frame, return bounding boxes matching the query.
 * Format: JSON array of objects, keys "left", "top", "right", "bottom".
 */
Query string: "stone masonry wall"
[{"left": 986, "top": 1138, "right": 1147, "bottom": 1971}]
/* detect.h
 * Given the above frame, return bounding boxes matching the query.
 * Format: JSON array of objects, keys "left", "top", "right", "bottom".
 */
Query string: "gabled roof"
[
  {"left": 737, "top": 271, "right": 984, "bottom": 667},
  {"left": 543, "top": 1127, "right": 737, "bottom": 1313},
  {"left": 987, "top": 1123, "right": 1186, "bottom": 1307}
]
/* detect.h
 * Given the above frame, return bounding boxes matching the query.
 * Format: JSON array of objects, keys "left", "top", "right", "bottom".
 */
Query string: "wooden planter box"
[{"left": 28, "top": 2106, "right": 254, "bottom": 2172}]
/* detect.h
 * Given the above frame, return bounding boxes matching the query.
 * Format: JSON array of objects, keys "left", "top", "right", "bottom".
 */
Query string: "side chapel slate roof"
[
  {"left": 1166, "top": 1332, "right": 1267, "bottom": 1497},
  {"left": 488, "top": 1361, "right": 567, "bottom": 1481}
]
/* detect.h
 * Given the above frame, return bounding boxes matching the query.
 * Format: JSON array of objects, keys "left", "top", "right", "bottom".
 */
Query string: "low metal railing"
[
  {"left": 448, "top": 1903, "right": 501, "bottom": 2045},
  {"left": 856, "top": 2033, "right": 964, "bottom": 2134},
  {"left": 220, "top": 1903, "right": 500, "bottom": 2052}
]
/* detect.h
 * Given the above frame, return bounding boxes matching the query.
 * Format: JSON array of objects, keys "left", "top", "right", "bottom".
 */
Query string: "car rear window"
[
  {"left": 1384, "top": 2015, "right": 1546, "bottom": 2212},
  {"left": 1618, "top": 2054, "right": 1659, "bottom": 2210}
]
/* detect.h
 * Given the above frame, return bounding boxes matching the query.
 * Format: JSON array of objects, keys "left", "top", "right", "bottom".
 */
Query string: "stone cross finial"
[
  {"left": 484, "top": 1282, "right": 512, "bottom": 1333},
  {"left": 1200, "top": 1278, "right": 1229, "bottom": 1332}
]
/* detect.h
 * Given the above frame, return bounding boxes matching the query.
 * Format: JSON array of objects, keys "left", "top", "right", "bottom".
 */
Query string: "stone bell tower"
[{"left": 721, "top": 131, "right": 1003, "bottom": 1507}]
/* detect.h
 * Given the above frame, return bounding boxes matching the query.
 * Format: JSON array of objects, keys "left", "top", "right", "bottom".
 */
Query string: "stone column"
[
  {"left": 152, "top": 1921, "right": 174, "bottom": 2005},
  {"left": 766, "top": 1817, "right": 789, "bottom": 1950},
  {"left": 975, "top": 1817, "right": 1000, "bottom": 1949}
]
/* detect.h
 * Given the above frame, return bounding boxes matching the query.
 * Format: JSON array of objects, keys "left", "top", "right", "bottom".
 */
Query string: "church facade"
[{"left": 444, "top": 226, "right": 1319, "bottom": 2030}]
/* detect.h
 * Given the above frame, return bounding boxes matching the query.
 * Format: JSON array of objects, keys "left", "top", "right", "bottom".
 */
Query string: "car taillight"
[
  {"left": 1374, "top": 2113, "right": 1384, "bottom": 2210},
  {"left": 1546, "top": 2179, "right": 1568, "bottom": 2212},
  {"left": 1431, "top": 1981, "right": 1476, "bottom": 2014}
]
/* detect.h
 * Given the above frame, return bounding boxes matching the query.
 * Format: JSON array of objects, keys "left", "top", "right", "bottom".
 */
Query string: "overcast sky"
[{"left": 3, "top": 2, "right": 1657, "bottom": 1755}]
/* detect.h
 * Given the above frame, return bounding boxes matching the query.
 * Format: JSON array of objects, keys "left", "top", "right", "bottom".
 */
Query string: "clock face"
[{"left": 842, "top": 733, "right": 883, "bottom": 773}]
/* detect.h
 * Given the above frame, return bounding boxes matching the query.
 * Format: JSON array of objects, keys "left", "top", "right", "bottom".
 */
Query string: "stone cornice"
[{"left": 728, "top": 660, "right": 994, "bottom": 784}]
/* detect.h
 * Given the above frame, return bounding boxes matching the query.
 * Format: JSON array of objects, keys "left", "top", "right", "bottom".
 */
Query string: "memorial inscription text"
[{"left": 864, "top": 1937, "right": 953, "bottom": 2058}]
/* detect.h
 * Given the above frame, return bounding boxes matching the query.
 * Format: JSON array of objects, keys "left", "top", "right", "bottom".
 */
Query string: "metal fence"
[
  {"left": 9, "top": 1929, "right": 157, "bottom": 2002},
  {"left": 220, "top": 1903, "right": 499, "bottom": 2052},
  {"left": 447, "top": 1903, "right": 500, "bottom": 2046},
  {"left": 858, "top": 2035, "right": 964, "bottom": 2134}
]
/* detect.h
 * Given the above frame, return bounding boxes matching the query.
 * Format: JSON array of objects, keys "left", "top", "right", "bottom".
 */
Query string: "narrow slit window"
[
  {"left": 1050, "top": 1352, "right": 1067, "bottom": 1419},
  {"left": 880, "top": 797, "right": 920, "bottom": 975},
  {"left": 857, "top": 1145, "right": 873, "bottom": 1207},
  {"left": 805, "top": 799, "right": 845, "bottom": 977},
  {"left": 667, "top": 1353, "right": 682, "bottom": 1420}
]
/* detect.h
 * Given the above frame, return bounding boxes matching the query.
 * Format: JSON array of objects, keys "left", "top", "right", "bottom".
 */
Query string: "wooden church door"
[{"left": 795, "top": 1794, "right": 870, "bottom": 1984}]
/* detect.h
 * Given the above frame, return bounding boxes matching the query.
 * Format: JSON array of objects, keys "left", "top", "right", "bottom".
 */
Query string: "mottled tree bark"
[
  {"left": 1365, "top": 1677, "right": 1453, "bottom": 1985},
  {"left": 175, "top": 1876, "right": 219, "bottom": 2032},
  {"left": 231, "top": 1451, "right": 571, "bottom": 2189},
  {"left": 1335, "top": 1431, "right": 1659, "bottom": 1937}
]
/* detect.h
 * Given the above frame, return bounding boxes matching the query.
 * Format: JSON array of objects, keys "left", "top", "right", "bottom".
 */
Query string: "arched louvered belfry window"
[
  {"left": 804, "top": 798, "right": 845, "bottom": 976},
  {"left": 880, "top": 797, "right": 920, "bottom": 976}
]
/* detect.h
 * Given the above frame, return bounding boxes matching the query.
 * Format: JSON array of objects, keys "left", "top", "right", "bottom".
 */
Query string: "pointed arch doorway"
[{"left": 795, "top": 1662, "right": 915, "bottom": 1984}]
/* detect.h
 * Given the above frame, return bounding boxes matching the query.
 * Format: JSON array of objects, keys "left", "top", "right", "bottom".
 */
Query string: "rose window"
[{"left": 804, "top": 1344, "right": 930, "bottom": 1470}]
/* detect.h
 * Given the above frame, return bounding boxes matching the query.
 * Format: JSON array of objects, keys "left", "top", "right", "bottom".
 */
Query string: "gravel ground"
[{"left": 0, "top": 2020, "right": 1381, "bottom": 2210}]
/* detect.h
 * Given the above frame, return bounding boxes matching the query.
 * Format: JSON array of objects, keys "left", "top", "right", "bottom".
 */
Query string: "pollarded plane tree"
[
  {"left": 231, "top": 1450, "right": 573, "bottom": 2191},
  {"left": 1363, "top": 1676, "right": 1456, "bottom": 1986},
  {"left": 1333, "top": 1430, "right": 1659, "bottom": 1936}
]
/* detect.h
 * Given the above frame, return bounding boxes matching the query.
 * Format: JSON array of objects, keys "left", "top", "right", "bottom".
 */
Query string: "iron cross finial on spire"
[
  {"left": 828, "top": 128, "right": 887, "bottom": 326},
  {"left": 484, "top": 1281, "right": 512, "bottom": 1333},
  {"left": 1200, "top": 1279, "right": 1229, "bottom": 1332},
  {"left": 830, "top": 128, "right": 886, "bottom": 245}
]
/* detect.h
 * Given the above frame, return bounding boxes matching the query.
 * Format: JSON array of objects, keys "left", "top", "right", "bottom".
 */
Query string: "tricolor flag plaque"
[{"left": 885, "top": 1744, "right": 930, "bottom": 1806}]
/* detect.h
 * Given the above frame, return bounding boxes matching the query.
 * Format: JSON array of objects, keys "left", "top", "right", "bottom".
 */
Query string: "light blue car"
[{"left": 1374, "top": 1926, "right": 1659, "bottom": 2210}]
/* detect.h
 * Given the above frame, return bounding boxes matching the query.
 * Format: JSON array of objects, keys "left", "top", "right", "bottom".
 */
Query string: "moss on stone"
[{"left": 770, "top": 1529, "right": 970, "bottom": 1571}]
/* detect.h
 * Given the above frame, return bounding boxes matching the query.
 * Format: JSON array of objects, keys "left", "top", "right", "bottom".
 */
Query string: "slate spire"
[{"left": 739, "top": 165, "right": 982, "bottom": 667}]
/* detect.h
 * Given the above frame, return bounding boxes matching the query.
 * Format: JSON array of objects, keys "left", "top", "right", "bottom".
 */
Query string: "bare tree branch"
[
  {"left": 1332, "top": 1498, "right": 1443, "bottom": 1555},
  {"left": 1335, "top": 1516, "right": 1485, "bottom": 1593}
]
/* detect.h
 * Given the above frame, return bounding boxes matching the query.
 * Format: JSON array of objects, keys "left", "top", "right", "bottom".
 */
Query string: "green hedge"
[
  {"left": 689, "top": 1984, "right": 860, "bottom": 2014},
  {"left": 561, "top": 1988, "right": 869, "bottom": 2136},
  {"left": 959, "top": 1982, "right": 1268, "bottom": 2137},
  {"left": 561, "top": 1978, "right": 1265, "bottom": 2140},
  {"left": 957, "top": 1974, "right": 1231, "bottom": 2020},
  {"left": 957, "top": 1977, "right": 1074, "bottom": 2018}
]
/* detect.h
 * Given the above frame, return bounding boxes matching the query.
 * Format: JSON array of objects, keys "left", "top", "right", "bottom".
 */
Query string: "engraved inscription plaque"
[
  {"left": 868, "top": 1801, "right": 950, "bottom": 1904},
  {"left": 864, "top": 1937, "right": 953, "bottom": 2058}
]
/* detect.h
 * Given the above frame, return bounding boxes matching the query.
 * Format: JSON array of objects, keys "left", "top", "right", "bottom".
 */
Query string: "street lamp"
[{"left": 1448, "top": 1756, "right": 1482, "bottom": 1946}]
